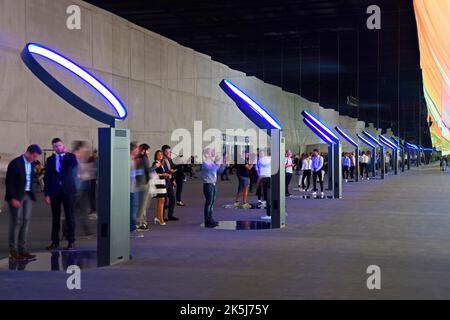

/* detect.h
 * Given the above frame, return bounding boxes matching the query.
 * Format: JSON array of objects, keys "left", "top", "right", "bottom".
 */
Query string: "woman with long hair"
[{"left": 153, "top": 150, "right": 168, "bottom": 226}]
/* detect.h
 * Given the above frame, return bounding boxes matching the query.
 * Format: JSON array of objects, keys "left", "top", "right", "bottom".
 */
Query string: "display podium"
[
  {"left": 301, "top": 110, "right": 342, "bottom": 199},
  {"left": 220, "top": 79, "right": 285, "bottom": 229},
  {"left": 21, "top": 43, "right": 130, "bottom": 267}
]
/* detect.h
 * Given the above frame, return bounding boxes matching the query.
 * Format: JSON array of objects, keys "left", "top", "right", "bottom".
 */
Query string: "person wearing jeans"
[
  {"left": 5, "top": 144, "right": 42, "bottom": 260},
  {"left": 129, "top": 142, "right": 140, "bottom": 233},
  {"left": 311, "top": 149, "right": 324, "bottom": 197},
  {"left": 136, "top": 144, "right": 152, "bottom": 231},
  {"left": 201, "top": 148, "right": 225, "bottom": 228}
]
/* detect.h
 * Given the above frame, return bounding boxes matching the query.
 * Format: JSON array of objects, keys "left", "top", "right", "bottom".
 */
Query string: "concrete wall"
[{"left": 0, "top": 0, "right": 371, "bottom": 161}]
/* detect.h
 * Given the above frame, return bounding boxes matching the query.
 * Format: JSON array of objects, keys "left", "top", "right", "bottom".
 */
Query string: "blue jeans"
[
  {"left": 130, "top": 192, "right": 139, "bottom": 232},
  {"left": 203, "top": 183, "right": 217, "bottom": 224},
  {"left": 9, "top": 194, "right": 33, "bottom": 253}
]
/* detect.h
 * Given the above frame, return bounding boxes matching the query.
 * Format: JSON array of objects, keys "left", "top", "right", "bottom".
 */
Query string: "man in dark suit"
[
  {"left": 4, "top": 144, "right": 43, "bottom": 260},
  {"left": 44, "top": 138, "right": 78, "bottom": 250}
]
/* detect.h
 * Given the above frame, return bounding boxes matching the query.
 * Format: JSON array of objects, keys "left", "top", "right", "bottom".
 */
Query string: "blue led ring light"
[
  {"left": 21, "top": 43, "right": 127, "bottom": 127},
  {"left": 303, "top": 118, "right": 334, "bottom": 144},
  {"left": 219, "top": 79, "right": 282, "bottom": 130},
  {"left": 379, "top": 135, "right": 397, "bottom": 149},
  {"left": 357, "top": 133, "right": 376, "bottom": 149},
  {"left": 362, "top": 131, "right": 381, "bottom": 146},
  {"left": 301, "top": 110, "right": 340, "bottom": 143},
  {"left": 335, "top": 127, "right": 358, "bottom": 147}
]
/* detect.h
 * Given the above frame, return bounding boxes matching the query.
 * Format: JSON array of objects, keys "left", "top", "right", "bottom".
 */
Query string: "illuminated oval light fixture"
[
  {"left": 356, "top": 133, "right": 376, "bottom": 148},
  {"left": 303, "top": 118, "right": 334, "bottom": 144},
  {"left": 301, "top": 110, "right": 340, "bottom": 143},
  {"left": 21, "top": 43, "right": 127, "bottom": 127},
  {"left": 362, "top": 131, "right": 381, "bottom": 146},
  {"left": 379, "top": 134, "right": 397, "bottom": 149},
  {"left": 405, "top": 142, "right": 420, "bottom": 150},
  {"left": 219, "top": 79, "right": 282, "bottom": 130},
  {"left": 335, "top": 127, "right": 358, "bottom": 147}
]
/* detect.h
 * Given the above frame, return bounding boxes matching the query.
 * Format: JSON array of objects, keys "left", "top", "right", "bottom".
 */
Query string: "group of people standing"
[
  {"left": 129, "top": 143, "right": 185, "bottom": 234},
  {"left": 4, "top": 138, "right": 97, "bottom": 260},
  {"left": 292, "top": 149, "right": 326, "bottom": 197}
]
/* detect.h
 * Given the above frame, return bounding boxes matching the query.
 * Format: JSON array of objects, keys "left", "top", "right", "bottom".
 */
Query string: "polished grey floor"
[{"left": 0, "top": 164, "right": 449, "bottom": 299}]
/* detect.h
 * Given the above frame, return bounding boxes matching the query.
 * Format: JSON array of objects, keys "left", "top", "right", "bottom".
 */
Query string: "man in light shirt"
[
  {"left": 285, "top": 149, "right": 294, "bottom": 197},
  {"left": 359, "top": 151, "right": 369, "bottom": 180},
  {"left": 201, "top": 148, "right": 225, "bottom": 228},
  {"left": 4, "top": 145, "right": 42, "bottom": 260},
  {"left": 311, "top": 149, "right": 324, "bottom": 197}
]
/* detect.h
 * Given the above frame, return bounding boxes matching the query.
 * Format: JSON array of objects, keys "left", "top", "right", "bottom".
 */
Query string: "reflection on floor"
[
  {"left": 0, "top": 250, "right": 97, "bottom": 271},
  {"left": 201, "top": 220, "right": 272, "bottom": 230}
]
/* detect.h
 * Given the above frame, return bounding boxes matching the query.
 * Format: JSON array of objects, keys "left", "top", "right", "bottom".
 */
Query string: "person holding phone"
[{"left": 5, "top": 144, "right": 42, "bottom": 260}]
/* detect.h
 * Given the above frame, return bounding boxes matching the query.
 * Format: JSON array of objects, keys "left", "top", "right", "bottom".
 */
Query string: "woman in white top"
[
  {"left": 300, "top": 153, "right": 312, "bottom": 191},
  {"left": 285, "top": 150, "right": 294, "bottom": 196}
]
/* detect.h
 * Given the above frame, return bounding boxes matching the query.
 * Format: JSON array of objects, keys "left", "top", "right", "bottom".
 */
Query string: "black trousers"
[
  {"left": 164, "top": 183, "right": 176, "bottom": 218},
  {"left": 301, "top": 170, "right": 311, "bottom": 190},
  {"left": 175, "top": 177, "right": 184, "bottom": 202},
  {"left": 350, "top": 166, "right": 355, "bottom": 179},
  {"left": 312, "top": 170, "right": 323, "bottom": 192},
  {"left": 260, "top": 177, "right": 271, "bottom": 216},
  {"left": 285, "top": 173, "right": 292, "bottom": 195},
  {"left": 51, "top": 189, "right": 76, "bottom": 243},
  {"left": 360, "top": 163, "right": 368, "bottom": 178},
  {"left": 343, "top": 166, "right": 350, "bottom": 179}
]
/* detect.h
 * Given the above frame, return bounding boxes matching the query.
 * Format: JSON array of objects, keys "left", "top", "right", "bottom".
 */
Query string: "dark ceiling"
[{"left": 86, "top": 0, "right": 430, "bottom": 144}]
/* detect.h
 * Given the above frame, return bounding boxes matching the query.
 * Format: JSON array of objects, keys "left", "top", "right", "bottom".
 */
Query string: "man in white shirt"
[
  {"left": 359, "top": 151, "right": 369, "bottom": 180},
  {"left": 285, "top": 149, "right": 294, "bottom": 197}
]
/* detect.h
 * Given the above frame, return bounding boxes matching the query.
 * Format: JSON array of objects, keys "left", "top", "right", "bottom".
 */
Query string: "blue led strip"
[
  {"left": 356, "top": 133, "right": 376, "bottom": 148},
  {"left": 21, "top": 43, "right": 127, "bottom": 127},
  {"left": 379, "top": 135, "right": 397, "bottom": 149},
  {"left": 390, "top": 137, "right": 404, "bottom": 150},
  {"left": 301, "top": 110, "right": 340, "bottom": 143},
  {"left": 362, "top": 131, "right": 381, "bottom": 146},
  {"left": 219, "top": 79, "right": 282, "bottom": 130},
  {"left": 303, "top": 118, "right": 334, "bottom": 144},
  {"left": 406, "top": 142, "right": 419, "bottom": 150},
  {"left": 335, "top": 127, "right": 358, "bottom": 147}
]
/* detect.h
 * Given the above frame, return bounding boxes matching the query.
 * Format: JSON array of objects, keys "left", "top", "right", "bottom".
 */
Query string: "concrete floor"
[{"left": 0, "top": 164, "right": 449, "bottom": 299}]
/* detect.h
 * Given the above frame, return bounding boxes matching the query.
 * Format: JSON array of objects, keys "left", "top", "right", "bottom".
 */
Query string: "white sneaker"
[
  {"left": 260, "top": 215, "right": 271, "bottom": 220},
  {"left": 345, "top": 179, "right": 348, "bottom": 183},
  {"left": 320, "top": 192, "right": 324, "bottom": 197},
  {"left": 312, "top": 191, "right": 317, "bottom": 196}
]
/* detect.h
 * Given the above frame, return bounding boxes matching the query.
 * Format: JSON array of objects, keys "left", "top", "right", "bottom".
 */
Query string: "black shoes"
[
  {"left": 204, "top": 221, "right": 219, "bottom": 228},
  {"left": 46, "top": 243, "right": 59, "bottom": 250},
  {"left": 168, "top": 216, "right": 179, "bottom": 221},
  {"left": 65, "top": 242, "right": 75, "bottom": 250}
]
